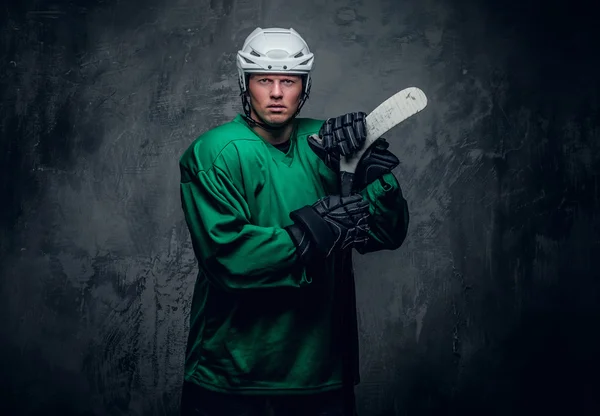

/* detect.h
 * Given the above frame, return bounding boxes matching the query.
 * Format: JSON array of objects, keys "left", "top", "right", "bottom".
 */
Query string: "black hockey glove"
[
  {"left": 352, "top": 138, "right": 400, "bottom": 192},
  {"left": 308, "top": 112, "right": 368, "bottom": 172},
  {"left": 284, "top": 194, "right": 371, "bottom": 263}
]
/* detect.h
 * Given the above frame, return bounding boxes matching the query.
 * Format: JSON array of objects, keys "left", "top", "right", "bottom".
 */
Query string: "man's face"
[{"left": 247, "top": 73, "right": 304, "bottom": 126}]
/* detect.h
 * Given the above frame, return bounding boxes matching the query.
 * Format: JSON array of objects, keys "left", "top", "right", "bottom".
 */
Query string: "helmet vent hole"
[
  {"left": 250, "top": 50, "right": 261, "bottom": 57},
  {"left": 294, "top": 52, "right": 304, "bottom": 58}
]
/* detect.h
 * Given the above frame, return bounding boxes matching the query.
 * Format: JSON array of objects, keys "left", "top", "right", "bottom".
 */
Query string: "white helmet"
[{"left": 236, "top": 27, "right": 314, "bottom": 95}]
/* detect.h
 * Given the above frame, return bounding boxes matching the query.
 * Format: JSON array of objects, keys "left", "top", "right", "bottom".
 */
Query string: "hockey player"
[{"left": 178, "top": 27, "right": 410, "bottom": 416}]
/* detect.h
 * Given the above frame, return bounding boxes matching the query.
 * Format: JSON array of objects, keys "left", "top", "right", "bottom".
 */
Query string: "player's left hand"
[
  {"left": 308, "top": 112, "right": 368, "bottom": 172},
  {"left": 352, "top": 138, "right": 399, "bottom": 192}
]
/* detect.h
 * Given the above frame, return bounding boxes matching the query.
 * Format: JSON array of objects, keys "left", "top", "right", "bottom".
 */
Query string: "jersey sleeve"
[
  {"left": 179, "top": 157, "right": 311, "bottom": 292},
  {"left": 356, "top": 172, "right": 410, "bottom": 254}
]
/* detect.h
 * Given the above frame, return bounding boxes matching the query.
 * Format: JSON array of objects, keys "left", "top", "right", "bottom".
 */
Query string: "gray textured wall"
[{"left": 1, "top": 0, "right": 599, "bottom": 415}]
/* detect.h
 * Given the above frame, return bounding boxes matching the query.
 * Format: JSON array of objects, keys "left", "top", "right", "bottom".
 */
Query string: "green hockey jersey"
[{"left": 179, "top": 114, "right": 409, "bottom": 395}]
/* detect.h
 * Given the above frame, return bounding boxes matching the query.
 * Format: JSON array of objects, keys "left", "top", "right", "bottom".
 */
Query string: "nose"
[{"left": 270, "top": 81, "right": 284, "bottom": 98}]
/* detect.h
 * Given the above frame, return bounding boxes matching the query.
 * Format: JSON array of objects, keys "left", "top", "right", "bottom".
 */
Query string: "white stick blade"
[
  {"left": 364, "top": 87, "right": 428, "bottom": 146},
  {"left": 339, "top": 87, "right": 428, "bottom": 173}
]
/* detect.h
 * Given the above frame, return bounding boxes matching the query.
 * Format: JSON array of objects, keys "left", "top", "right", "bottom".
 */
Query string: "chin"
[{"left": 263, "top": 112, "right": 293, "bottom": 126}]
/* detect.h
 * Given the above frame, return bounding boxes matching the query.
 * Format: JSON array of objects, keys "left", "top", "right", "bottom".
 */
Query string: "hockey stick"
[
  {"left": 338, "top": 87, "right": 428, "bottom": 196},
  {"left": 328, "top": 87, "right": 428, "bottom": 415}
]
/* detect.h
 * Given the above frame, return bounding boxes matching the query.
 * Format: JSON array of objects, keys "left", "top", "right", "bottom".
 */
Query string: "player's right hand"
[{"left": 284, "top": 194, "right": 371, "bottom": 262}]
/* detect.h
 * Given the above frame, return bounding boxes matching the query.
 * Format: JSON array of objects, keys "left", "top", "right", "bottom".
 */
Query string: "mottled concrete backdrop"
[{"left": 1, "top": 0, "right": 599, "bottom": 415}]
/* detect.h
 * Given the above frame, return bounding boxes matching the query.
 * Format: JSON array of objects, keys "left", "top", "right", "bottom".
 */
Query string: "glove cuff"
[
  {"left": 289, "top": 205, "right": 335, "bottom": 256},
  {"left": 284, "top": 223, "right": 315, "bottom": 263}
]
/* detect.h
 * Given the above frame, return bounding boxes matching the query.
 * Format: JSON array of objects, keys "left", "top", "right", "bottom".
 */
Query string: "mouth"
[{"left": 268, "top": 105, "right": 286, "bottom": 109}]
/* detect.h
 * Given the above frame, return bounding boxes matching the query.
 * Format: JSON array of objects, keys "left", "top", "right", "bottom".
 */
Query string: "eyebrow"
[{"left": 253, "top": 74, "right": 300, "bottom": 79}]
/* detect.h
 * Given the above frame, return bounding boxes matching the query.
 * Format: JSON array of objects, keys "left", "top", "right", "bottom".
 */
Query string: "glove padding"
[
  {"left": 285, "top": 194, "right": 371, "bottom": 262},
  {"left": 308, "top": 112, "right": 368, "bottom": 172},
  {"left": 352, "top": 138, "right": 400, "bottom": 192}
]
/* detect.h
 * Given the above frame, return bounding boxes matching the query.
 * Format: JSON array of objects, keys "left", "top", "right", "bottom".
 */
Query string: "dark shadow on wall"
[
  {"left": 1, "top": 0, "right": 173, "bottom": 253},
  {"left": 1, "top": 1, "right": 171, "bottom": 415},
  {"left": 1, "top": 0, "right": 103, "bottom": 255},
  {"left": 373, "top": 0, "right": 600, "bottom": 415}
]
